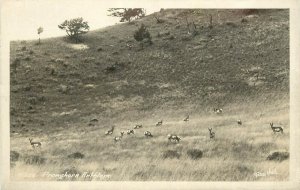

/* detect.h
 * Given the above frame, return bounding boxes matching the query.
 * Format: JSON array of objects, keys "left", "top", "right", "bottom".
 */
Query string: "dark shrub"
[
  {"left": 10, "top": 151, "right": 20, "bottom": 162},
  {"left": 162, "top": 150, "right": 181, "bottom": 159},
  {"left": 267, "top": 151, "right": 289, "bottom": 161},
  {"left": 134, "top": 24, "right": 152, "bottom": 44},
  {"left": 104, "top": 62, "right": 125, "bottom": 73},
  {"left": 187, "top": 149, "right": 203, "bottom": 160},
  {"left": 226, "top": 21, "right": 237, "bottom": 27},
  {"left": 23, "top": 56, "right": 31, "bottom": 61},
  {"left": 68, "top": 152, "right": 85, "bottom": 159},
  {"left": 168, "top": 35, "right": 175, "bottom": 40}
]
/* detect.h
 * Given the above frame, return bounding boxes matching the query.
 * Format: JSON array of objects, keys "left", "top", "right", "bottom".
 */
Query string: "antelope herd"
[
  {"left": 101, "top": 108, "right": 285, "bottom": 144},
  {"left": 28, "top": 108, "right": 285, "bottom": 148}
]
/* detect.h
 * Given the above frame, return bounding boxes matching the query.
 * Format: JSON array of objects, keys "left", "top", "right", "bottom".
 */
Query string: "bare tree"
[{"left": 107, "top": 8, "right": 146, "bottom": 23}]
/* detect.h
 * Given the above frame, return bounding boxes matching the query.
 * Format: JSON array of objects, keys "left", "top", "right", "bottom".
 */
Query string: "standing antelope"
[
  {"left": 156, "top": 120, "right": 163, "bottom": 126},
  {"left": 208, "top": 128, "right": 215, "bottom": 139},
  {"left": 183, "top": 115, "right": 189, "bottom": 122},
  {"left": 28, "top": 138, "right": 41, "bottom": 148},
  {"left": 270, "top": 122, "right": 283, "bottom": 133},
  {"left": 105, "top": 126, "right": 115, "bottom": 135}
]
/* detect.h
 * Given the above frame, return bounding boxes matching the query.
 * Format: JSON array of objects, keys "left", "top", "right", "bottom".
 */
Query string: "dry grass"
[{"left": 10, "top": 98, "right": 289, "bottom": 181}]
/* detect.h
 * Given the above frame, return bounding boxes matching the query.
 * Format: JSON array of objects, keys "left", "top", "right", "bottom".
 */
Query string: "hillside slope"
[{"left": 10, "top": 9, "right": 289, "bottom": 132}]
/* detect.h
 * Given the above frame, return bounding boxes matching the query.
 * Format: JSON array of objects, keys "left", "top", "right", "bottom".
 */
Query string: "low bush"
[
  {"left": 187, "top": 149, "right": 203, "bottom": 160},
  {"left": 162, "top": 150, "right": 181, "bottom": 159},
  {"left": 10, "top": 151, "right": 20, "bottom": 162},
  {"left": 68, "top": 152, "right": 85, "bottom": 159},
  {"left": 267, "top": 151, "right": 289, "bottom": 161}
]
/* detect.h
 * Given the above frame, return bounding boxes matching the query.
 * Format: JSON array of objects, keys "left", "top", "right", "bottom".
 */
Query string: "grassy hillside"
[{"left": 10, "top": 9, "right": 289, "bottom": 181}]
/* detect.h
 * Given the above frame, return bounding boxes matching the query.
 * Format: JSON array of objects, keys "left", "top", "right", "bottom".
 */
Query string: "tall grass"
[{"left": 10, "top": 99, "right": 289, "bottom": 181}]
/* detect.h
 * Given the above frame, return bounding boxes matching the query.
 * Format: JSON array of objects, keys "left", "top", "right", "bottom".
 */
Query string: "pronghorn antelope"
[
  {"left": 120, "top": 131, "right": 125, "bottom": 136},
  {"left": 28, "top": 138, "right": 41, "bottom": 148},
  {"left": 134, "top": 124, "right": 143, "bottom": 129},
  {"left": 183, "top": 115, "right": 189, "bottom": 122},
  {"left": 114, "top": 136, "right": 122, "bottom": 142},
  {"left": 105, "top": 126, "right": 115, "bottom": 135},
  {"left": 144, "top": 131, "right": 153, "bottom": 137},
  {"left": 270, "top": 122, "right": 283, "bottom": 133},
  {"left": 237, "top": 119, "right": 242, "bottom": 125},
  {"left": 127, "top": 129, "right": 135, "bottom": 135},
  {"left": 156, "top": 120, "right": 163, "bottom": 126},
  {"left": 126, "top": 43, "right": 132, "bottom": 49},
  {"left": 167, "top": 134, "right": 181, "bottom": 143},
  {"left": 208, "top": 128, "right": 215, "bottom": 139},
  {"left": 213, "top": 108, "right": 223, "bottom": 114}
]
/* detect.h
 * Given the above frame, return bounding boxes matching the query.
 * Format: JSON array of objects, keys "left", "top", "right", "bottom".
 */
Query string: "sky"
[{"left": 2, "top": 0, "right": 160, "bottom": 41}]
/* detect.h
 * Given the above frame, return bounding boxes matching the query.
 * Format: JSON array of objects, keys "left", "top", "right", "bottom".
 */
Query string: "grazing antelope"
[
  {"left": 144, "top": 131, "right": 153, "bottom": 137},
  {"left": 213, "top": 108, "right": 223, "bottom": 114},
  {"left": 28, "top": 138, "right": 41, "bottom": 148},
  {"left": 237, "top": 119, "right": 242, "bottom": 125},
  {"left": 127, "top": 129, "right": 135, "bottom": 135},
  {"left": 167, "top": 134, "right": 181, "bottom": 143},
  {"left": 134, "top": 124, "right": 143, "bottom": 129},
  {"left": 156, "top": 120, "right": 163, "bottom": 126},
  {"left": 270, "top": 122, "right": 283, "bottom": 133},
  {"left": 105, "top": 126, "right": 115, "bottom": 135},
  {"left": 208, "top": 128, "right": 215, "bottom": 139},
  {"left": 183, "top": 115, "right": 189, "bottom": 122},
  {"left": 114, "top": 136, "right": 122, "bottom": 142}
]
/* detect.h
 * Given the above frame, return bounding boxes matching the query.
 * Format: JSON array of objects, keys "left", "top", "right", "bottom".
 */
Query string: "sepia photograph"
[{"left": 1, "top": 0, "right": 300, "bottom": 189}]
